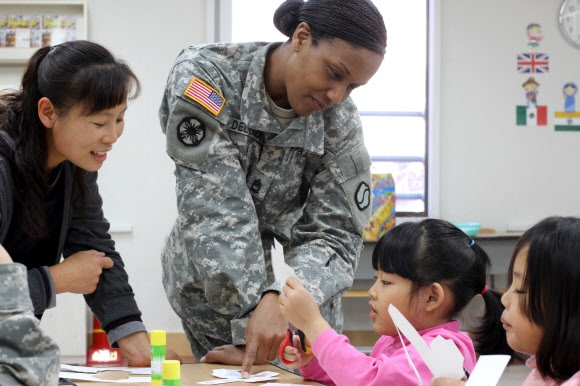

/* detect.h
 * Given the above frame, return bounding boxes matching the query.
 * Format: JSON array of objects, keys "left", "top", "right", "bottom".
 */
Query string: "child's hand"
[
  {"left": 430, "top": 377, "right": 466, "bottom": 386},
  {"left": 279, "top": 277, "right": 332, "bottom": 346},
  {"left": 279, "top": 277, "right": 322, "bottom": 330},
  {"left": 280, "top": 334, "right": 314, "bottom": 369}
]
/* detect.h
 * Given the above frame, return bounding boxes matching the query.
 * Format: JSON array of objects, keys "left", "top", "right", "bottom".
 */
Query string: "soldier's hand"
[
  {"left": 201, "top": 344, "right": 245, "bottom": 365},
  {"left": 241, "top": 291, "right": 287, "bottom": 378}
]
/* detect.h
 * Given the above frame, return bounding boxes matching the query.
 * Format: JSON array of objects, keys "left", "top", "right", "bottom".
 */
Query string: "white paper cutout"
[
  {"left": 271, "top": 244, "right": 296, "bottom": 294},
  {"left": 388, "top": 304, "right": 465, "bottom": 380},
  {"left": 60, "top": 364, "right": 150, "bottom": 375},
  {"left": 197, "top": 369, "right": 279, "bottom": 384},
  {"left": 59, "top": 364, "right": 152, "bottom": 383},
  {"left": 465, "top": 355, "right": 511, "bottom": 386}
]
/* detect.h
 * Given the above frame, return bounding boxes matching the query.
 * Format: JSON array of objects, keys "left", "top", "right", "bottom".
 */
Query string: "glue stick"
[
  {"left": 162, "top": 360, "right": 180, "bottom": 386},
  {"left": 150, "top": 330, "right": 166, "bottom": 386}
]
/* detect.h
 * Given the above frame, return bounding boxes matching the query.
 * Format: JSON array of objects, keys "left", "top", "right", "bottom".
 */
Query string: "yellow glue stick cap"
[
  {"left": 150, "top": 330, "right": 166, "bottom": 346},
  {"left": 162, "top": 360, "right": 180, "bottom": 380}
]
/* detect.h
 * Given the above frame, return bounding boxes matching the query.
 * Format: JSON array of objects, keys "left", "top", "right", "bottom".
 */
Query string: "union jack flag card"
[{"left": 517, "top": 53, "right": 549, "bottom": 74}]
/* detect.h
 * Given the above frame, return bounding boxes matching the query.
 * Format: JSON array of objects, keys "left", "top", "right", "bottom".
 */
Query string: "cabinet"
[{"left": 0, "top": 0, "right": 87, "bottom": 65}]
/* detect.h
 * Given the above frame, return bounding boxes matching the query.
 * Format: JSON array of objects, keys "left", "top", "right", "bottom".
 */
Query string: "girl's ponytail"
[
  {"left": 468, "top": 242, "right": 513, "bottom": 355},
  {"left": 473, "top": 288, "right": 513, "bottom": 355}
]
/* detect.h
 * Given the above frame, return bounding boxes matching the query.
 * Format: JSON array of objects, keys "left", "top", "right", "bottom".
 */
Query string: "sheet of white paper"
[
  {"left": 388, "top": 304, "right": 465, "bottom": 379},
  {"left": 197, "top": 376, "right": 279, "bottom": 384},
  {"left": 271, "top": 244, "right": 296, "bottom": 294},
  {"left": 197, "top": 369, "right": 279, "bottom": 384},
  {"left": 465, "top": 355, "right": 511, "bottom": 386},
  {"left": 60, "top": 364, "right": 151, "bottom": 375},
  {"left": 59, "top": 371, "right": 150, "bottom": 383}
]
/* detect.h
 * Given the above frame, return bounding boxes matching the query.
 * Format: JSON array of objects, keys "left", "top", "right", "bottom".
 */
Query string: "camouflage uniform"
[
  {"left": 0, "top": 263, "right": 60, "bottom": 385},
  {"left": 160, "top": 42, "right": 372, "bottom": 359}
]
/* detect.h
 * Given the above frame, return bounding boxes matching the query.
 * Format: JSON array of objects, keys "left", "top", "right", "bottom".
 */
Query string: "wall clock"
[{"left": 559, "top": 0, "right": 580, "bottom": 48}]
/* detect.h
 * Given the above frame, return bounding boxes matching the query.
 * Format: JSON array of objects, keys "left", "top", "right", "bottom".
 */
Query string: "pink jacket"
[
  {"left": 522, "top": 356, "right": 580, "bottom": 386},
  {"left": 300, "top": 320, "right": 476, "bottom": 386}
]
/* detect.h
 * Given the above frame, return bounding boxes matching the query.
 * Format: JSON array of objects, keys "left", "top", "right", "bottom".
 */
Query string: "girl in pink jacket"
[{"left": 279, "top": 219, "right": 509, "bottom": 386}]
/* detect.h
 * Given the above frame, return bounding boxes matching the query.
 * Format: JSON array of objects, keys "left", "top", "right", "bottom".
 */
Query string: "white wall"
[
  {"left": 87, "top": 0, "right": 208, "bottom": 332},
  {"left": 438, "top": 0, "right": 580, "bottom": 231}
]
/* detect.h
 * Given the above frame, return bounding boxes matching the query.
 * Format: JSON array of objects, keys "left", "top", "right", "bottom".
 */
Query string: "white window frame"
[{"left": 212, "top": 0, "right": 440, "bottom": 220}]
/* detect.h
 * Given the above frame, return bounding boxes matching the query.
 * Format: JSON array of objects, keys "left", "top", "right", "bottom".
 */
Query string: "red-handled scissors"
[{"left": 278, "top": 328, "right": 312, "bottom": 365}]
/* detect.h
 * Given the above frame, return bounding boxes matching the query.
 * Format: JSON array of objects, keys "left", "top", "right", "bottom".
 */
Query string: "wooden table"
[{"left": 73, "top": 363, "right": 324, "bottom": 385}]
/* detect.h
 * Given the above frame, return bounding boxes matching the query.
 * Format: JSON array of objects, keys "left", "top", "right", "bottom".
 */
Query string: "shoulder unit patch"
[
  {"left": 355, "top": 181, "right": 371, "bottom": 211},
  {"left": 178, "top": 117, "right": 205, "bottom": 146},
  {"left": 183, "top": 77, "right": 226, "bottom": 116}
]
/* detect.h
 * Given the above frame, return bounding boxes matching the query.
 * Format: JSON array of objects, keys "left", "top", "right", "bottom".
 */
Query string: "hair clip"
[{"left": 469, "top": 240, "right": 475, "bottom": 247}]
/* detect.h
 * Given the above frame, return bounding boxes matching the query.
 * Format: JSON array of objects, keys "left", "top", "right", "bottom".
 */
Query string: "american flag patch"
[
  {"left": 183, "top": 77, "right": 226, "bottom": 116},
  {"left": 517, "top": 53, "right": 549, "bottom": 74}
]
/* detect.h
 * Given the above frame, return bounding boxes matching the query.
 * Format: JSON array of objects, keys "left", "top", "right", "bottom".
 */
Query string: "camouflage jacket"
[
  {"left": 160, "top": 42, "right": 371, "bottom": 345},
  {"left": 0, "top": 263, "right": 60, "bottom": 385}
]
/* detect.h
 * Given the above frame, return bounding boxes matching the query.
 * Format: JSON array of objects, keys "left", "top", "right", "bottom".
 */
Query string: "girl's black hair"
[
  {"left": 273, "top": 0, "right": 387, "bottom": 56},
  {"left": 0, "top": 40, "right": 140, "bottom": 237},
  {"left": 372, "top": 219, "right": 512, "bottom": 355},
  {"left": 507, "top": 216, "right": 580, "bottom": 381}
]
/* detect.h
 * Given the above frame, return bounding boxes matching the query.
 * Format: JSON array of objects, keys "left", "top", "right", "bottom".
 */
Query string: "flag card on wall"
[
  {"left": 554, "top": 111, "right": 580, "bottom": 131},
  {"left": 516, "top": 105, "right": 548, "bottom": 126},
  {"left": 517, "top": 53, "right": 549, "bottom": 73}
]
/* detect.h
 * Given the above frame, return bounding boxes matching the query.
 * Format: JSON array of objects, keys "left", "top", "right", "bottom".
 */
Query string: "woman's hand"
[
  {"left": 116, "top": 331, "right": 184, "bottom": 367},
  {"left": 49, "top": 250, "right": 113, "bottom": 294},
  {"left": 117, "top": 331, "right": 151, "bottom": 367}
]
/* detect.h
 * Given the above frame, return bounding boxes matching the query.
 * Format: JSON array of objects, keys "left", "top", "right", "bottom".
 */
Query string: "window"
[{"left": 225, "top": 0, "right": 429, "bottom": 216}]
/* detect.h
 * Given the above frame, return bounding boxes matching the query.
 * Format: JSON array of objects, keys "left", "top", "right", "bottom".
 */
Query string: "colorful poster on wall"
[
  {"left": 363, "top": 174, "right": 396, "bottom": 242},
  {"left": 0, "top": 16, "right": 7, "bottom": 48}
]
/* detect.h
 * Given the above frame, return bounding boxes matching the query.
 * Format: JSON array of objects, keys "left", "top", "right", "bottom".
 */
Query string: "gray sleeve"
[
  {"left": 107, "top": 321, "right": 148, "bottom": 348},
  {"left": 0, "top": 263, "right": 60, "bottom": 385}
]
